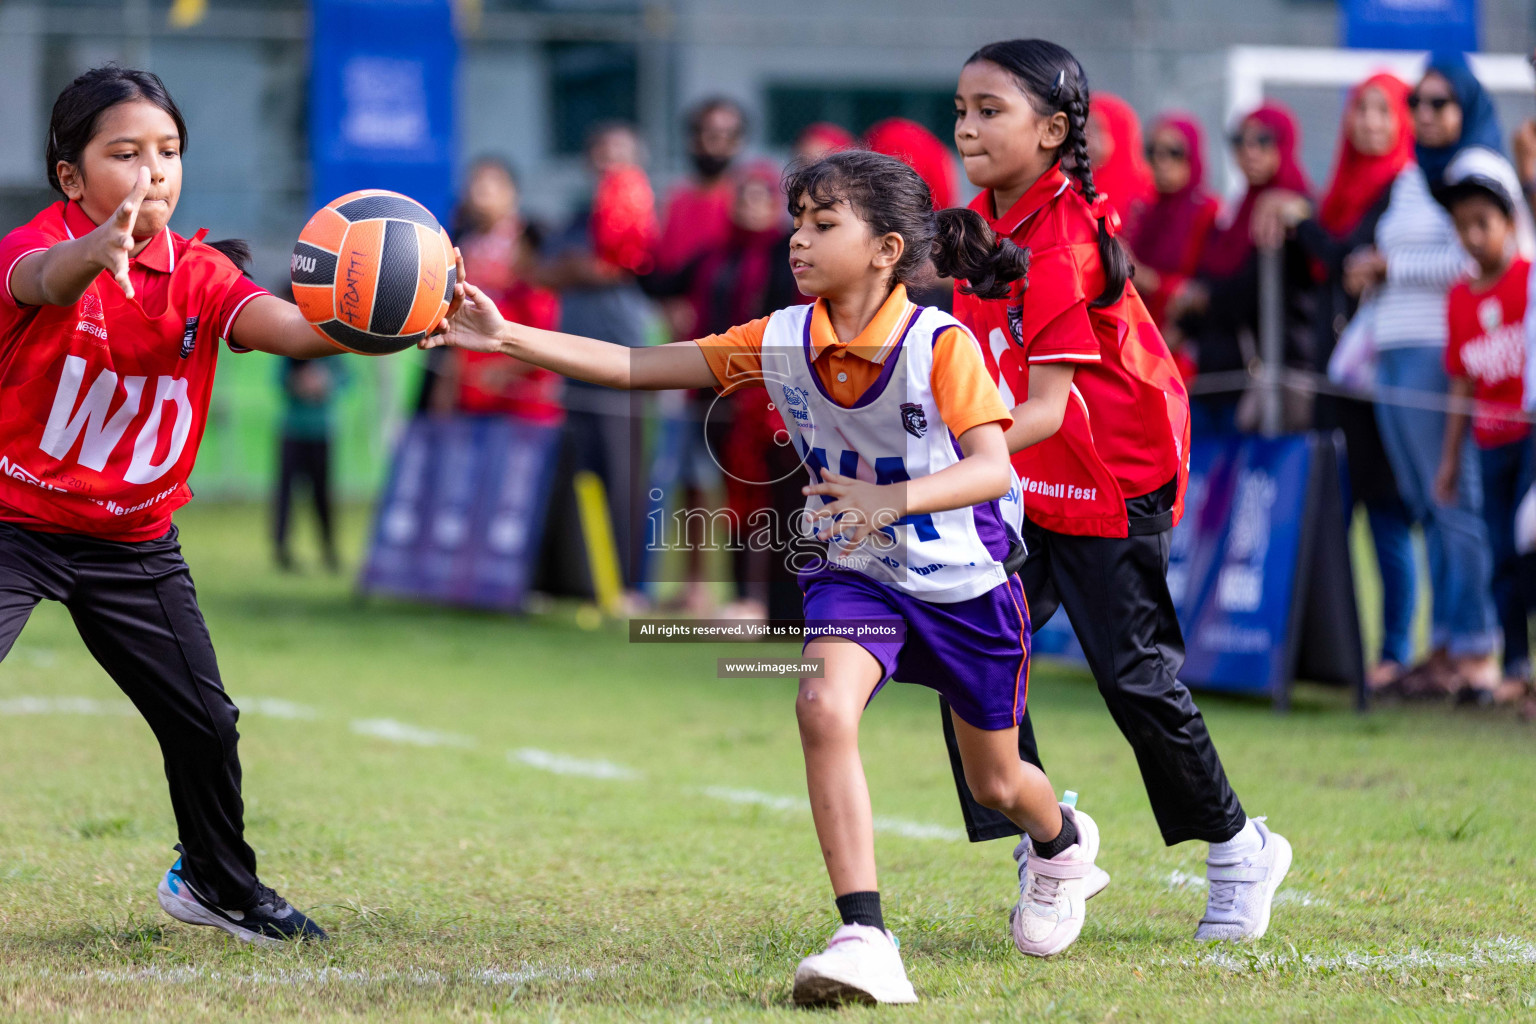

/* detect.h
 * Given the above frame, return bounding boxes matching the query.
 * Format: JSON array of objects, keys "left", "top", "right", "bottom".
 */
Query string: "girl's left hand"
[{"left": 803, "top": 470, "right": 902, "bottom": 547}]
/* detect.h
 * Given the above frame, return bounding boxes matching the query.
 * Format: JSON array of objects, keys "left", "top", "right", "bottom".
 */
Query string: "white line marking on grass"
[
  {"left": 31, "top": 964, "right": 596, "bottom": 987},
  {"left": 700, "top": 786, "right": 963, "bottom": 841},
  {"left": 10, "top": 647, "right": 56, "bottom": 668},
  {"left": 239, "top": 697, "right": 319, "bottom": 720},
  {"left": 0, "top": 696, "right": 134, "bottom": 716},
  {"left": 1164, "top": 937, "right": 1536, "bottom": 975},
  {"left": 511, "top": 748, "right": 641, "bottom": 780},
  {"left": 1165, "top": 869, "right": 1207, "bottom": 890},
  {"left": 350, "top": 718, "right": 475, "bottom": 748},
  {"left": 704, "top": 786, "right": 806, "bottom": 813},
  {"left": 871, "top": 816, "right": 965, "bottom": 841},
  {"left": 1274, "top": 888, "right": 1328, "bottom": 907}
]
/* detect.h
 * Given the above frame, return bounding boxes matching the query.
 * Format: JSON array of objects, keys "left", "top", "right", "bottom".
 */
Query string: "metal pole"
[
  {"left": 1257, "top": 244, "right": 1284, "bottom": 437},
  {"left": 637, "top": 1, "right": 674, "bottom": 173}
]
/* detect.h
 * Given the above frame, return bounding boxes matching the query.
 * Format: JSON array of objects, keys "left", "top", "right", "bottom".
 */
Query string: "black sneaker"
[{"left": 157, "top": 850, "right": 328, "bottom": 946}]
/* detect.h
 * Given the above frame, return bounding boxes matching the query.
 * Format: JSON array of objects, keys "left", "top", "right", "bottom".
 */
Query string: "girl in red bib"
[
  {"left": 942, "top": 39, "right": 1292, "bottom": 942},
  {"left": 0, "top": 67, "right": 347, "bottom": 945}
]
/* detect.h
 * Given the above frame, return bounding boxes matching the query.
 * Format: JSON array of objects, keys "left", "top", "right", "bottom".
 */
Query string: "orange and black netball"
[{"left": 290, "top": 190, "right": 455, "bottom": 355}]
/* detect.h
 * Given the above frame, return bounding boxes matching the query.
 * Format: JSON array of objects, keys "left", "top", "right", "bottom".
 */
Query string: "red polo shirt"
[
  {"left": 1445, "top": 257, "right": 1531, "bottom": 450},
  {"left": 0, "top": 200, "right": 267, "bottom": 540},
  {"left": 953, "top": 166, "right": 1189, "bottom": 537}
]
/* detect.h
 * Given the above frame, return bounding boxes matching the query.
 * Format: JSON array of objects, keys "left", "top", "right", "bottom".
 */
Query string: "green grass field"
[{"left": 2, "top": 502, "right": 1534, "bottom": 1022}]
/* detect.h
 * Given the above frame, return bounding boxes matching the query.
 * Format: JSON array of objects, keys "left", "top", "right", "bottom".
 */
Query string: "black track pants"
[
  {"left": 0, "top": 522, "right": 259, "bottom": 906},
  {"left": 945, "top": 517, "right": 1246, "bottom": 846}
]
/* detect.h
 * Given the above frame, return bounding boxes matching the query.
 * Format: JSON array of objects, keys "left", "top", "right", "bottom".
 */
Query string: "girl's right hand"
[
  {"left": 423, "top": 251, "right": 508, "bottom": 353},
  {"left": 88, "top": 167, "right": 150, "bottom": 300},
  {"left": 423, "top": 280, "right": 508, "bottom": 353}
]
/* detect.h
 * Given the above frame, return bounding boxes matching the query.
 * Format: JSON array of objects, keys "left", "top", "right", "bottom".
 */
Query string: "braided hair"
[{"left": 966, "top": 40, "right": 1131, "bottom": 308}]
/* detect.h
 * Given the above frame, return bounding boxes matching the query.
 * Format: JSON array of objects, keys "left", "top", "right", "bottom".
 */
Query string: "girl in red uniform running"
[
  {"left": 942, "top": 39, "right": 1292, "bottom": 942},
  {"left": 0, "top": 66, "right": 352, "bottom": 945}
]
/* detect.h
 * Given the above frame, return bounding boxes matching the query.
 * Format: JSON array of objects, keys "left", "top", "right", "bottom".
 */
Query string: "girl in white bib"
[{"left": 429, "top": 150, "right": 1104, "bottom": 1002}]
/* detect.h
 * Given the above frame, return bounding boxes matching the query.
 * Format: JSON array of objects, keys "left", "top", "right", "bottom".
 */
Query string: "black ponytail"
[
  {"left": 783, "top": 150, "right": 1029, "bottom": 300},
  {"left": 205, "top": 238, "right": 252, "bottom": 277},
  {"left": 931, "top": 208, "right": 1029, "bottom": 300},
  {"left": 966, "top": 39, "right": 1131, "bottom": 308},
  {"left": 46, "top": 65, "right": 188, "bottom": 195}
]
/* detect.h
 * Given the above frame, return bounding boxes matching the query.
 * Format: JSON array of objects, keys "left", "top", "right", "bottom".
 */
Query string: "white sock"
[{"left": 1207, "top": 818, "right": 1262, "bottom": 863}]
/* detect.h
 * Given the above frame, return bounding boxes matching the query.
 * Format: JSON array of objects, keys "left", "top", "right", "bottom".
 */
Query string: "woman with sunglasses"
[
  {"left": 1249, "top": 74, "right": 1418, "bottom": 693},
  {"left": 1342, "top": 53, "right": 1505, "bottom": 701},
  {"left": 1126, "top": 113, "right": 1220, "bottom": 333},
  {"left": 1168, "top": 103, "right": 1315, "bottom": 437}
]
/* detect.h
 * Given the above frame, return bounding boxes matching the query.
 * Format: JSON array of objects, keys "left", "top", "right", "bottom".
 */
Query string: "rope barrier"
[{"left": 1187, "top": 364, "right": 1536, "bottom": 425}]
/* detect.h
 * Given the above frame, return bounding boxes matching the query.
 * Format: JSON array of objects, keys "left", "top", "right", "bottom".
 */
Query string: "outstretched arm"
[
  {"left": 424, "top": 278, "right": 717, "bottom": 391},
  {"left": 227, "top": 295, "right": 342, "bottom": 359}
]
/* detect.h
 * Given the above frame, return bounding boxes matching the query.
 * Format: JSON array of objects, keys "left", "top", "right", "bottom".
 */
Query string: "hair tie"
[
  {"left": 1088, "top": 193, "right": 1121, "bottom": 237},
  {"left": 1049, "top": 69, "right": 1068, "bottom": 104}
]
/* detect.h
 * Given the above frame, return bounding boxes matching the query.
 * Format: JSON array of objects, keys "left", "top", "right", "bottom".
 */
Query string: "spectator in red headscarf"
[
  {"left": 864, "top": 117, "right": 959, "bottom": 210},
  {"left": 794, "top": 122, "right": 855, "bottom": 165},
  {"left": 1171, "top": 102, "right": 1317, "bottom": 435},
  {"left": 1087, "top": 93, "right": 1156, "bottom": 231},
  {"left": 863, "top": 117, "right": 961, "bottom": 308},
  {"left": 1127, "top": 113, "right": 1220, "bottom": 334}
]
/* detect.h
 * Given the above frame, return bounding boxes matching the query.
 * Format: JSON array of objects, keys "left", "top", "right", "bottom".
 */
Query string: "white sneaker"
[
  {"left": 1195, "top": 818, "right": 1292, "bottom": 942},
  {"left": 792, "top": 923, "right": 918, "bottom": 1005},
  {"left": 1010, "top": 806, "right": 1100, "bottom": 957}
]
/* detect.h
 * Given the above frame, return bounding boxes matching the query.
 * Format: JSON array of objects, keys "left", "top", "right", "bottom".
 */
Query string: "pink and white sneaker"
[
  {"left": 792, "top": 923, "right": 918, "bottom": 1005},
  {"left": 1010, "top": 806, "right": 1102, "bottom": 957}
]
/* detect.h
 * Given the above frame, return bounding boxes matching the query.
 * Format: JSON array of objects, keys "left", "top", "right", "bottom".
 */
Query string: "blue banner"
[
  {"left": 309, "top": 0, "right": 457, "bottom": 220},
  {"left": 1176, "top": 435, "right": 1313, "bottom": 696},
  {"left": 360, "top": 416, "right": 562, "bottom": 611},
  {"left": 1035, "top": 432, "right": 1362, "bottom": 703},
  {"left": 1342, "top": 0, "right": 1479, "bottom": 52}
]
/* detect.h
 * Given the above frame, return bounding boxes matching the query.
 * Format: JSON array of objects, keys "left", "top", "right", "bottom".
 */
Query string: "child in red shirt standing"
[
  {"left": 943, "top": 38, "right": 1291, "bottom": 942},
  {"left": 1434, "top": 159, "right": 1534, "bottom": 699},
  {"left": 0, "top": 67, "right": 358, "bottom": 945}
]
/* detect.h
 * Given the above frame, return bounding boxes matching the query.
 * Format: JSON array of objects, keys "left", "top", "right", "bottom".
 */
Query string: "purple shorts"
[{"left": 800, "top": 569, "right": 1031, "bottom": 731}]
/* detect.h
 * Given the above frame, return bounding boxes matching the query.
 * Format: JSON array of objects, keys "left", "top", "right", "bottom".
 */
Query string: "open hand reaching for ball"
[{"left": 421, "top": 249, "right": 507, "bottom": 353}]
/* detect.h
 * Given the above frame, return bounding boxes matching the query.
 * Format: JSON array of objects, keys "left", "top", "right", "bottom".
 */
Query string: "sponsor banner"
[
  {"left": 1342, "top": 0, "right": 1478, "bottom": 52},
  {"left": 1177, "top": 435, "right": 1312, "bottom": 694},
  {"left": 1040, "top": 432, "right": 1364, "bottom": 705},
  {"left": 310, "top": 0, "right": 457, "bottom": 221},
  {"left": 359, "top": 415, "right": 561, "bottom": 611}
]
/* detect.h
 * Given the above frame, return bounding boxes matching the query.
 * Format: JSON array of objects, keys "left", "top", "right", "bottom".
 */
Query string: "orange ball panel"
[
  {"left": 292, "top": 282, "right": 334, "bottom": 326},
  {"left": 334, "top": 219, "right": 384, "bottom": 330},
  {"left": 296, "top": 206, "right": 348, "bottom": 254},
  {"left": 400, "top": 222, "right": 448, "bottom": 336}
]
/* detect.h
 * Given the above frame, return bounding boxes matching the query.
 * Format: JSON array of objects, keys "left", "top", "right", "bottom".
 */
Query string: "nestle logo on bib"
[
  {"left": 180, "top": 316, "right": 198, "bottom": 359},
  {"left": 900, "top": 402, "right": 927, "bottom": 438},
  {"left": 79, "top": 293, "right": 104, "bottom": 321}
]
